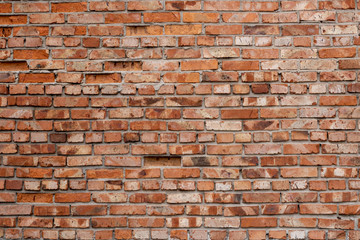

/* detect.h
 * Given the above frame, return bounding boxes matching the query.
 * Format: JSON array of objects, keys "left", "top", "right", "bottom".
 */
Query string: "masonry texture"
[{"left": 1, "top": 0, "right": 360, "bottom": 239}]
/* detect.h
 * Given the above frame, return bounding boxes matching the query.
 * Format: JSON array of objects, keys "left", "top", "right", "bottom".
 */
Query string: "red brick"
[
  {"left": 54, "top": 218, "right": 89, "bottom": 228},
  {"left": 282, "top": 192, "right": 318, "bottom": 203},
  {"left": 88, "top": 26, "right": 123, "bottom": 36},
  {"left": 0, "top": 15, "right": 27, "bottom": 25},
  {"left": 243, "top": 49, "right": 279, "bottom": 59},
  {"left": 19, "top": 217, "right": 53, "bottom": 228},
  {"left": 18, "top": 193, "right": 52, "bottom": 203},
  {"left": 244, "top": 25, "right": 280, "bottom": 35},
  {"left": 263, "top": 13, "right": 298, "bottom": 23},
  {"left": 319, "top": 47, "right": 356, "bottom": 58},
  {"left": 205, "top": 25, "right": 242, "bottom": 35},
  {"left": 223, "top": 61, "right": 259, "bottom": 70},
  {"left": 1, "top": 1, "right": 360, "bottom": 234},
  {"left": 242, "top": 168, "right": 278, "bottom": 179},
  {"left": 283, "top": 25, "right": 319, "bottom": 35},
  {"left": 51, "top": 2, "right": 87, "bottom": 12},
  {"left": 243, "top": 193, "right": 280, "bottom": 203},
  {"left": 320, "top": 96, "right": 357, "bottom": 106},
  {"left": 280, "top": 217, "right": 317, "bottom": 228},
  {"left": 242, "top": 1, "right": 278, "bottom": 11},
  {"left": 19, "top": 73, "right": 55, "bottom": 83},
  {"left": 181, "top": 60, "right": 218, "bottom": 71},
  {"left": 318, "top": 218, "right": 354, "bottom": 230},
  {"left": 14, "top": 3, "right": 49, "bottom": 12},
  {"left": 30, "top": 13, "right": 64, "bottom": 24},
  {"left": 34, "top": 206, "right": 70, "bottom": 216},
  {"left": 14, "top": 50, "right": 49, "bottom": 60},
  {"left": 242, "top": 217, "right": 277, "bottom": 228},
  {"left": 166, "top": 217, "right": 202, "bottom": 228}
]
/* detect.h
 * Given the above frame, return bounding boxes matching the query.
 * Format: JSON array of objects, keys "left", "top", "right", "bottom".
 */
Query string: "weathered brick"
[{"left": 1, "top": 1, "right": 360, "bottom": 235}]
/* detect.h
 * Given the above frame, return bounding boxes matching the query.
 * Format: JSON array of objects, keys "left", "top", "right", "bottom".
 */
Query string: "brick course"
[{"left": 1, "top": 0, "right": 360, "bottom": 239}]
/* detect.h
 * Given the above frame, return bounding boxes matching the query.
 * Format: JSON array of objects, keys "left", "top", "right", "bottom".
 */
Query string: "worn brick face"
[{"left": 0, "top": 0, "right": 359, "bottom": 238}]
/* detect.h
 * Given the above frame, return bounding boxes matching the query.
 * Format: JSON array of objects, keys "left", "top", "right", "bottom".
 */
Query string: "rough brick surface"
[{"left": 1, "top": 0, "right": 360, "bottom": 239}]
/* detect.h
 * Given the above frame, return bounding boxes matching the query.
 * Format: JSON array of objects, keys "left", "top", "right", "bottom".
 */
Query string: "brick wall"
[{"left": 1, "top": 0, "right": 360, "bottom": 239}]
